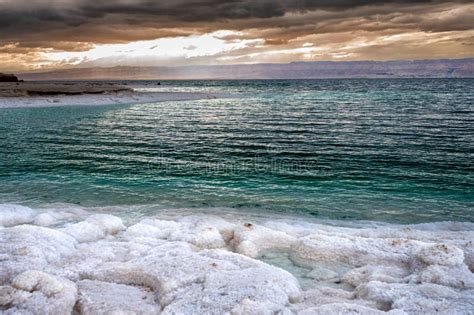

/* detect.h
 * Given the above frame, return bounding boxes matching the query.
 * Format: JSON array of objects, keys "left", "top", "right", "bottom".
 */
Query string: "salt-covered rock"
[
  {"left": 290, "top": 286, "right": 384, "bottom": 313},
  {"left": 0, "top": 204, "right": 473, "bottom": 314},
  {"left": 176, "top": 215, "right": 236, "bottom": 243},
  {"left": 125, "top": 216, "right": 232, "bottom": 250},
  {"left": 62, "top": 214, "right": 125, "bottom": 242},
  {"left": 33, "top": 211, "right": 76, "bottom": 227},
  {"left": 0, "top": 286, "right": 30, "bottom": 309},
  {"left": 230, "top": 299, "right": 290, "bottom": 315},
  {"left": 413, "top": 264, "right": 474, "bottom": 289},
  {"left": 342, "top": 265, "right": 409, "bottom": 287},
  {"left": 86, "top": 214, "right": 125, "bottom": 235},
  {"left": 76, "top": 279, "right": 161, "bottom": 314},
  {"left": 169, "top": 225, "right": 226, "bottom": 249},
  {"left": 124, "top": 222, "right": 164, "bottom": 240},
  {"left": 87, "top": 242, "right": 301, "bottom": 314},
  {"left": 0, "top": 204, "right": 35, "bottom": 227},
  {"left": 298, "top": 303, "right": 402, "bottom": 315},
  {"left": 305, "top": 266, "right": 340, "bottom": 281},
  {"left": 289, "top": 233, "right": 416, "bottom": 268},
  {"left": 0, "top": 225, "right": 77, "bottom": 284},
  {"left": 168, "top": 215, "right": 234, "bottom": 249},
  {"left": 296, "top": 287, "right": 355, "bottom": 307},
  {"left": 415, "top": 243, "right": 465, "bottom": 267},
  {"left": 123, "top": 219, "right": 180, "bottom": 240},
  {"left": 356, "top": 281, "right": 474, "bottom": 313},
  {"left": 62, "top": 221, "right": 106, "bottom": 243},
  {"left": 33, "top": 212, "right": 64, "bottom": 227},
  {"left": 1, "top": 271, "right": 77, "bottom": 314},
  {"left": 232, "top": 222, "right": 296, "bottom": 258},
  {"left": 45, "top": 238, "right": 164, "bottom": 282}
]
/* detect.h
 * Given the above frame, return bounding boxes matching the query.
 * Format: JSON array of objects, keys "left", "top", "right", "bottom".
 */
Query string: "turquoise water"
[{"left": 0, "top": 79, "right": 472, "bottom": 223}]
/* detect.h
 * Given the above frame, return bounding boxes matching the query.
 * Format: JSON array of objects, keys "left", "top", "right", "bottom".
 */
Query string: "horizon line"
[{"left": 14, "top": 57, "right": 474, "bottom": 75}]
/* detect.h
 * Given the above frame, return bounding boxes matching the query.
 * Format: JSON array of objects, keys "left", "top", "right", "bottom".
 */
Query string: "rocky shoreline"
[
  {"left": 1, "top": 204, "right": 473, "bottom": 314},
  {"left": 0, "top": 73, "right": 20, "bottom": 83}
]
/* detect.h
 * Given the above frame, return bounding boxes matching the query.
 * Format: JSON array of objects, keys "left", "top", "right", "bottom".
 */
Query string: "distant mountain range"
[{"left": 19, "top": 58, "right": 473, "bottom": 80}]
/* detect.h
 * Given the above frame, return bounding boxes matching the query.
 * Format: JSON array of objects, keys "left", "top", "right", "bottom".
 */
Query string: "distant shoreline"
[
  {"left": 17, "top": 58, "right": 474, "bottom": 81},
  {"left": 7, "top": 77, "right": 474, "bottom": 83},
  {"left": 0, "top": 82, "right": 230, "bottom": 109}
]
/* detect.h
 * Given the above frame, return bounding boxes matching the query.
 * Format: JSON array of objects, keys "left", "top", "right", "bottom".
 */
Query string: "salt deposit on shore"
[
  {"left": 0, "top": 82, "right": 132, "bottom": 97},
  {"left": 0, "top": 82, "right": 229, "bottom": 108},
  {"left": 0, "top": 204, "right": 473, "bottom": 314}
]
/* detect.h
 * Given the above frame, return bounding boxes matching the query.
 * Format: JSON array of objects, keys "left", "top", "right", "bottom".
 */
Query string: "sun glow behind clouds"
[{"left": 44, "top": 31, "right": 264, "bottom": 67}]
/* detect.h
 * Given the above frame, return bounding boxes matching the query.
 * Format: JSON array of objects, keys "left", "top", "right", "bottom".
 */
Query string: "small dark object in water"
[
  {"left": 244, "top": 223, "right": 253, "bottom": 228},
  {"left": 157, "top": 82, "right": 161, "bottom": 85}
]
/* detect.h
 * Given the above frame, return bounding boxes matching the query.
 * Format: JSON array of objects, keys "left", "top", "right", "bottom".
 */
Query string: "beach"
[
  {"left": 1, "top": 203, "right": 473, "bottom": 314},
  {"left": 0, "top": 79, "right": 473, "bottom": 314},
  {"left": 2, "top": 0, "right": 473, "bottom": 312},
  {"left": 0, "top": 82, "right": 228, "bottom": 108}
]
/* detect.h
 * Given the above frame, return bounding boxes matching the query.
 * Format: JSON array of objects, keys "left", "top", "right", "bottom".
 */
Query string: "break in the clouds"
[{"left": 0, "top": 0, "right": 473, "bottom": 71}]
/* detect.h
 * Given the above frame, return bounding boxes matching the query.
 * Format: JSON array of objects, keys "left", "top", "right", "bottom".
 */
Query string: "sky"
[{"left": 0, "top": 0, "right": 473, "bottom": 72}]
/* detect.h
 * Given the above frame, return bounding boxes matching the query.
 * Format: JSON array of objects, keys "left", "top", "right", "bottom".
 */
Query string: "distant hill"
[{"left": 19, "top": 58, "right": 474, "bottom": 80}]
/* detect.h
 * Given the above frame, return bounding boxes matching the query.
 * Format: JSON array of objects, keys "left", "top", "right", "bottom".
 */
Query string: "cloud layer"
[{"left": 0, "top": 0, "right": 472, "bottom": 71}]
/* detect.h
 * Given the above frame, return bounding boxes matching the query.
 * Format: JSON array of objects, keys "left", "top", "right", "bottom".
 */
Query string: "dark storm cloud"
[
  {"left": 0, "top": 1, "right": 466, "bottom": 24},
  {"left": 75, "top": 0, "right": 440, "bottom": 21},
  {"left": 0, "top": 0, "right": 472, "bottom": 47},
  {"left": 0, "top": 0, "right": 473, "bottom": 72}
]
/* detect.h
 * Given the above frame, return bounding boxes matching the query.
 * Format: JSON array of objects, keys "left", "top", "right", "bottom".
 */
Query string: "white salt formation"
[
  {"left": 0, "top": 82, "right": 230, "bottom": 109},
  {"left": 0, "top": 204, "right": 473, "bottom": 314}
]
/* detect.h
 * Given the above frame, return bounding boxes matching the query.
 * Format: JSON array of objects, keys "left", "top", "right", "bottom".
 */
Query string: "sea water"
[{"left": 0, "top": 79, "right": 472, "bottom": 224}]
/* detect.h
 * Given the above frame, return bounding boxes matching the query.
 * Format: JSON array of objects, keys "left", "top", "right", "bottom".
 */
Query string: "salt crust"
[
  {"left": 0, "top": 91, "right": 230, "bottom": 109},
  {"left": 1, "top": 204, "right": 473, "bottom": 314}
]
